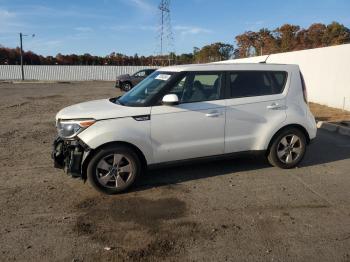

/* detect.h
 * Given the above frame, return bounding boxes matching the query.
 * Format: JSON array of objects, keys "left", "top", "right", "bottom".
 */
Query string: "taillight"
[{"left": 300, "top": 72, "right": 308, "bottom": 103}]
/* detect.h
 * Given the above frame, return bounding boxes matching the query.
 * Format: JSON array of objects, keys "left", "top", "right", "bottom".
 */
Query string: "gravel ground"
[{"left": 0, "top": 81, "right": 350, "bottom": 262}]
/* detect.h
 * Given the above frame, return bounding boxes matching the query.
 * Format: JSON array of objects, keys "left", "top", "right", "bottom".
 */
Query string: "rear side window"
[{"left": 229, "top": 71, "right": 287, "bottom": 98}]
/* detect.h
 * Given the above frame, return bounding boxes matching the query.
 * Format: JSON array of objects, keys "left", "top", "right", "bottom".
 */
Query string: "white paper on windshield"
[{"left": 155, "top": 74, "right": 171, "bottom": 81}]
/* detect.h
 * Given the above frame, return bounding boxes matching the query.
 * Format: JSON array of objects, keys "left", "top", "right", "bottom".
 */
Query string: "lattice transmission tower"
[{"left": 155, "top": 0, "right": 174, "bottom": 65}]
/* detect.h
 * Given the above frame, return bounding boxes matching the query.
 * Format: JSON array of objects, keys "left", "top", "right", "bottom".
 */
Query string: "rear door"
[
  {"left": 224, "top": 70, "right": 288, "bottom": 153},
  {"left": 151, "top": 71, "right": 226, "bottom": 163}
]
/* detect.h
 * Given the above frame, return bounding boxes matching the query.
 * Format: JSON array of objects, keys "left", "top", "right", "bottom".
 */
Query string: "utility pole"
[
  {"left": 160, "top": 5, "right": 164, "bottom": 55},
  {"left": 19, "top": 33, "right": 35, "bottom": 81},
  {"left": 19, "top": 33, "right": 24, "bottom": 80}
]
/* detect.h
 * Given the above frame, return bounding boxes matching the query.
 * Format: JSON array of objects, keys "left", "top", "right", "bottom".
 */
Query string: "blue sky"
[{"left": 0, "top": 0, "right": 349, "bottom": 56}]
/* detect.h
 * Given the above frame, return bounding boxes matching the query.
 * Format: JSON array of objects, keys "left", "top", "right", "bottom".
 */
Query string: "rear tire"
[
  {"left": 87, "top": 144, "right": 141, "bottom": 194},
  {"left": 267, "top": 128, "right": 307, "bottom": 169}
]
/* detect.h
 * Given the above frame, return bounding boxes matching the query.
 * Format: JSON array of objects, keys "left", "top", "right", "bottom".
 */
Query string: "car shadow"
[
  {"left": 134, "top": 129, "right": 350, "bottom": 192},
  {"left": 300, "top": 129, "right": 350, "bottom": 167}
]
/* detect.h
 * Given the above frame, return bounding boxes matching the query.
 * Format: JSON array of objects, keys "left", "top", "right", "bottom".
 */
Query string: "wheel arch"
[
  {"left": 81, "top": 141, "right": 147, "bottom": 180},
  {"left": 266, "top": 124, "right": 310, "bottom": 155},
  {"left": 122, "top": 81, "right": 132, "bottom": 87}
]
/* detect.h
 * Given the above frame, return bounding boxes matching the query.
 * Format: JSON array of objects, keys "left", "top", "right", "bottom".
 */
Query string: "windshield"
[{"left": 117, "top": 71, "right": 175, "bottom": 107}]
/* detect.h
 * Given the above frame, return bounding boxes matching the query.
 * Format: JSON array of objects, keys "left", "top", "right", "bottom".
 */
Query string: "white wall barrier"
[
  {"left": 0, "top": 65, "right": 158, "bottom": 81},
  {"left": 220, "top": 44, "right": 350, "bottom": 111}
]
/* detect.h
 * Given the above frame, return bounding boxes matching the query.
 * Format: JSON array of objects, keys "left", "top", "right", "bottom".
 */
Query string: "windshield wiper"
[
  {"left": 109, "top": 97, "right": 124, "bottom": 105},
  {"left": 117, "top": 98, "right": 124, "bottom": 106}
]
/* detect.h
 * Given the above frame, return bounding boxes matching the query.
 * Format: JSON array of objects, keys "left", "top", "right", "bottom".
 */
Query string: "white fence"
[
  {"left": 0, "top": 65, "right": 158, "bottom": 81},
  {"left": 220, "top": 44, "right": 350, "bottom": 111},
  {"left": 1, "top": 45, "right": 350, "bottom": 110}
]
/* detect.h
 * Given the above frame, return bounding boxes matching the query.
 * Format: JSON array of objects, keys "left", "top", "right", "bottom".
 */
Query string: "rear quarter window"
[{"left": 229, "top": 71, "right": 287, "bottom": 98}]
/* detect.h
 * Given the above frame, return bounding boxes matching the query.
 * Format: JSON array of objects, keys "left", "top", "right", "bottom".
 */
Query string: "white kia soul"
[{"left": 52, "top": 63, "right": 317, "bottom": 194}]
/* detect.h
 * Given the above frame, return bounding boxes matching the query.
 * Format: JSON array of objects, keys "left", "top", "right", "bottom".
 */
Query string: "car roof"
[
  {"left": 137, "top": 69, "right": 156, "bottom": 71},
  {"left": 159, "top": 63, "right": 299, "bottom": 72}
]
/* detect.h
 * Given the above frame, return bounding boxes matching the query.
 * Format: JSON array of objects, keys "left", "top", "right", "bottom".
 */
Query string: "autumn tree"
[
  {"left": 324, "top": 22, "right": 350, "bottom": 45},
  {"left": 235, "top": 22, "right": 350, "bottom": 58},
  {"left": 194, "top": 42, "right": 234, "bottom": 63},
  {"left": 235, "top": 31, "right": 256, "bottom": 57}
]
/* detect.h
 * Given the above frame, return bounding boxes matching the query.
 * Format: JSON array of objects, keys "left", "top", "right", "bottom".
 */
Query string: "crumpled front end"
[{"left": 52, "top": 136, "right": 89, "bottom": 178}]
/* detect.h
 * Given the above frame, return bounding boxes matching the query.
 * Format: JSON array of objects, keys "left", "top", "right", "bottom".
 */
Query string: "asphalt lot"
[{"left": 0, "top": 81, "right": 350, "bottom": 262}]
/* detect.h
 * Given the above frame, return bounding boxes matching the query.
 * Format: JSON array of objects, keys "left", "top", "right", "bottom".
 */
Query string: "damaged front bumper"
[{"left": 52, "top": 137, "right": 90, "bottom": 178}]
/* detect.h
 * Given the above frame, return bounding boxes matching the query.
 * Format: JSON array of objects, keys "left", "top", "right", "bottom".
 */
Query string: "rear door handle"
[
  {"left": 267, "top": 103, "right": 286, "bottom": 110},
  {"left": 206, "top": 110, "right": 222, "bottom": 117}
]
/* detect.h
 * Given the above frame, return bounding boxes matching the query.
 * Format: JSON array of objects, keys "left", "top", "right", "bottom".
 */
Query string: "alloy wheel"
[
  {"left": 96, "top": 154, "right": 134, "bottom": 189},
  {"left": 276, "top": 134, "right": 303, "bottom": 164}
]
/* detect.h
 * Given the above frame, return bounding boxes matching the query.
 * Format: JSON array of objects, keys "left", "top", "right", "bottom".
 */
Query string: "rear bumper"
[
  {"left": 52, "top": 137, "right": 88, "bottom": 178},
  {"left": 307, "top": 112, "right": 318, "bottom": 140}
]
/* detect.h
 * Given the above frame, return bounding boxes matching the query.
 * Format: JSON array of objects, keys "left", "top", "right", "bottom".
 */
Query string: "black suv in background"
[{"left": 115, "top": 69, "right": 157, "bottom": 91}]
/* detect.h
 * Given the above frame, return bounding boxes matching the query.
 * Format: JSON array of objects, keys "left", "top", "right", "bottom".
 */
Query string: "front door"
[{"left": 151, "top": 71, "right": 226, "bottom": 163}]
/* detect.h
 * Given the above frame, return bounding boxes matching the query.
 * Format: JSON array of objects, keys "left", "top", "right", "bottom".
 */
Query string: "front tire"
[
  {"left": 121, "top": 82, "right": 132, "bottom": 92},
  {"left": 267, "top": 128, "right": 307, "bottom": 169},
  {"left": 87, "top": 145, "right": 141, "bottom": 194}
]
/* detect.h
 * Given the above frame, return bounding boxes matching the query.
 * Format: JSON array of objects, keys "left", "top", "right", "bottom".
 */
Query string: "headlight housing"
[{"left": 57, "top": 119, "right": 96, "bottom": 139}]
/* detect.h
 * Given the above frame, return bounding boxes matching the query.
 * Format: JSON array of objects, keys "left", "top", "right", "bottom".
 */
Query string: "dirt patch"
[
  {"left": 74, "top": 197, "right": 187, "bottom": 238},
  {"left": 126, "top": 239, "right": 176, "bottom": 261},
  {"left": 75, "top": 221, "right": 95, "bottom": 235},
  {"left": 4, "top": 102, "right": 29, "bottom": 108},
  {"left": 25, "top": 95, "right": 64, "bottom": 100},
  {"left": 73, "top": 196, "right": 209, "bottom": 261},
  {"left": 75, "top": 196, "right": 187, "bottom": 229},
  {"left": 309, "top": 102, "right": 350, "bottom": 122},
  {"left": 110, "top": 197, "right": 186, "bottom": 226},
  {"left": 0, "top": 129, "right": 20, "bottom": 140}
]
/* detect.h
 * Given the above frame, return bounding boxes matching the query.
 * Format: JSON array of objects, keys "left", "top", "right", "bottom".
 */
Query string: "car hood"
[{"left": 56, "top": 99, "right": 151, "bottom": 120}]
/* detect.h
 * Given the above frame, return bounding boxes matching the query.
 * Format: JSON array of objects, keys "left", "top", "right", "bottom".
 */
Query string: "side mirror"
[{"left": 162, "top": 94, "right": 179, "bottom": 106}]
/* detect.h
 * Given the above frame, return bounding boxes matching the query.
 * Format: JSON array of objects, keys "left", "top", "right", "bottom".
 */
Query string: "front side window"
[
  {"left": 118, "top": 71, "right": 174, "bottom": 106},
  {"left": 168, "top": 72, "right": 223, "bottom": 103},
  {"left": 229, "top": 71, "right": 287, "bottom": 98},
  {"left": 145, "top": 70, "right": 155, "bottom": 76}
]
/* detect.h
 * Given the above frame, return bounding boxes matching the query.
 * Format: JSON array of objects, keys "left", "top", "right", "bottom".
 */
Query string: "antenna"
[
  {"left": 156, "top": 0, "right": 174, "bottom": 65},
  {"left": 260, "top": 54, "right": 271, "bottom": 64}
]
